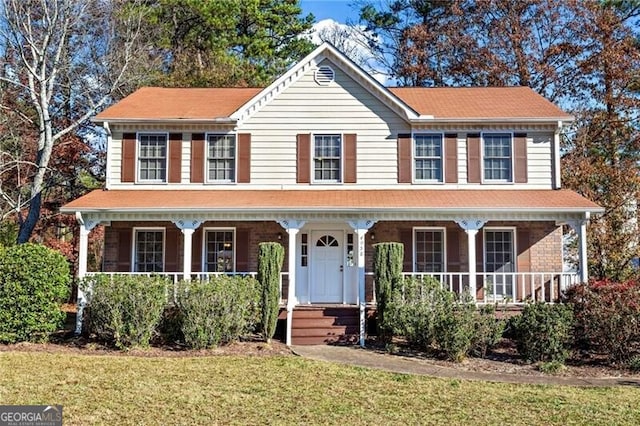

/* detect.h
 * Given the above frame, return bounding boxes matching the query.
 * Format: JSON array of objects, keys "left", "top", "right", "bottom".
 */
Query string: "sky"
[{"left": 299, "top": 0, "right": 359, "bottom": 24}]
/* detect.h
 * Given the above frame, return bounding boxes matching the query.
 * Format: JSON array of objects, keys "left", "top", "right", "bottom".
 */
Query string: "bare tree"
[{"left": 0, "top": 0, "right": 152, "bottom": 243}]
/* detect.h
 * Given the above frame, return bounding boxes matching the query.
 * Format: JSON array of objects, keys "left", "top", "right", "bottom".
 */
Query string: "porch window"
[
  {"left": 484, "top": 229, "right": 515, "bottom": 297},
  {"left": 205, "top": 229, "right": 235, "bottom": 272},
  {"left": 414, "top": 228, "right": 445, "bottom": 272},
  {"left": 138, "top": 133, "right": 167, "bottom": 182},
  {"left": 414, "top": 134, "right": 443, "bottom": 182},
  {"left": 134, "top": 229, "right": 164, "bottom": 272},
  {"left": 313, "top": 134, "right": 341, "bottom": 182},
  {"left": 483, "top": 133, "right": 512, "bottom": 182},
  {"left": 207, "top": 134, "right": 236, "bottom": 182}
]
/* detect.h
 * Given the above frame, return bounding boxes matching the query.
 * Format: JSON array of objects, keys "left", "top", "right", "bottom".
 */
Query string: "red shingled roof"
[
  {"left": 389, "top": 87, "right": 572, "bottom": 119},
  {"left": 94, "top": 87, "right": 262, "bottom": 121},
  {"left": 62, "top": 189, "right": 600, "bottom": 212},
  {"left": 94, "top": 86, "right": 570, "bottom": 122}
]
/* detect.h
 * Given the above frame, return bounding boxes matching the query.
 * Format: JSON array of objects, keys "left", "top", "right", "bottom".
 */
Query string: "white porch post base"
[
  {"left": 348, "top": 220, "right": 376, "bottom": 348},
  {"left": 455, "top": 219, "right": 486, "bottom": 302},
  {"left": 278, "top": 220, "right": 306, "bottom": 346},
  {"left": 172, "top": 219, "right": 203, "bottom": 281},
  {"left": 75, "top": 213, "right": 100, "bottom": 335}
]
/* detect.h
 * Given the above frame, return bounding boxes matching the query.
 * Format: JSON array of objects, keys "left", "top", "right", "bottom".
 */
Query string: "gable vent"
[{"left": 314, "top": 66, "right": 335, "bottom": 85}]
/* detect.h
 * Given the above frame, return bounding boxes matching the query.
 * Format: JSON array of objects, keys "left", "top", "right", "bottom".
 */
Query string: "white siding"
[
  {"left": 457, "top": 136, "right": 468, "bottom": 184},
  {"left": 111, "top": 132, "right": 123, "bottom": 185},
  {"left": 181, "top": 134, "right": 191, "bottom": 184},
  {"left": 241, "top": 59, "right": 409, "bottom": 185},
  {"left": 528, "top": 132, "right": 553, "bottom": 186}
]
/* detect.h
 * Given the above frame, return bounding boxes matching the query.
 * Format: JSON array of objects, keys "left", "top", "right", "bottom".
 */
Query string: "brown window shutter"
[
  {"left": 514, "top": 133, "right": 528, "bottom": 183},
  {"left": 168, "top": 133, "right": 182, "bottom": 183},
  {"left": 235, "top": 229, "right": 250, "bottom": 272},
  {"left": 397, "top": 133, "right": 412, "bottom": 183},
  {"left": 165, "top": 228, "right": 179, "bottom": 272},
  {"left": 444, "top": 133, "right": 458, "bottom": 183},
  {"left": 117, "top": 228, "right": 132, "bottom": 272},
  {"left": 399, "top": 229, "right": 413, "bottom": 272},
  {"left": 467, "top": 133, "right": 481, "bottom": 183},
  {"left": 191, "top": 228, "right": 203, "bottom": 273},
  {"left": 344, "top": 133, "right": 357, "bottom": 183},
  {"left": 190, "top": 133, "right": 205, "bottom": 183},
  {"left": 297, "top": 133, "right": 311, "bottom": 183},
  {"left": 446, "top": 228, "right": 460, "bottom": 272},
  {"left": 237, "top": 133, "right": 251, "bottom": 183},
  {"left": 121, "top": 133, "right": 136, "bottom": 183}
]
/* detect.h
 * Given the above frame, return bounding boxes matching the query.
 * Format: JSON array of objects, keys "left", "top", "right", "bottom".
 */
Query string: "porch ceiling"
[{"left": 61, "top": 189, "right": 602, "bottom": 223}]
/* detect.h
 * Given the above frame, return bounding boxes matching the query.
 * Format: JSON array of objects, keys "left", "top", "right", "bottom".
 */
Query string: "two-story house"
[{"left": 62, "top": 43, "right": 602, "bottom": 345}]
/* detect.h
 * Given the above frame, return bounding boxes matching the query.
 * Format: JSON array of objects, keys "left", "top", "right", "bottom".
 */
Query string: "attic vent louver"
[{"left": 314, "top": 66, "right": 335, "bottom": 85}]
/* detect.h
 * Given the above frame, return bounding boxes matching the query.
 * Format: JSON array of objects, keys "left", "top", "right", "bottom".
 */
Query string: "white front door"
[{"left": 310, "top": 231, "right": 343, "bottom": 303}]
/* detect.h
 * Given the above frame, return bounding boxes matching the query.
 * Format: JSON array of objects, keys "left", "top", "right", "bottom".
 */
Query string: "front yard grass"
[{"left": 1, "top": 352, "right": 639, "bottom": 425}]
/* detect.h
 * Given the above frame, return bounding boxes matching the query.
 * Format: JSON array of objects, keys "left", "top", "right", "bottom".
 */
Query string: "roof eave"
[
  {"left": 90, "top": 117, "right": 238, "bottom": 125},
  {"left": 412, "top": 116, "right": 575, "bottom": 124}
]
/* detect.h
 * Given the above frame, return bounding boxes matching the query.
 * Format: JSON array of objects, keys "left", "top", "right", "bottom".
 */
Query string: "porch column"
[
  {"left": 568, "top": 213, "right": 590, "bottom": 283},
  {"left": 348, "top": 220, "right": 376, "bottom": 348},
  {"left": 172, "top": 219, "right": 203, "bottom": 280},
  {"left": 455, "top": 219, "right": 486, "bottom": 302},
  {"left": 74, "top": 212, "right": 100, "bottom": 335},
  {"left": 278, "top": 220, "right": 306, "bottom": 346}
]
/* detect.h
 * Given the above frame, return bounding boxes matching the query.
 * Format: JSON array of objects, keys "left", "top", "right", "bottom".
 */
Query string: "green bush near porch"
[
  {"left": 373, "top": 242, "right": 404, "bottom": 342},
  {"left": 82, "top": 274, "right": 167, "bottom": 349},
  {"left": 257, "top": 242, "right": 285, "bottom": 343},
  {"left": 0, "top": 243, "right": 70, "bottom": 343},
  {"left": 177, "top": 276, "right": 260, "bottom": 349}
]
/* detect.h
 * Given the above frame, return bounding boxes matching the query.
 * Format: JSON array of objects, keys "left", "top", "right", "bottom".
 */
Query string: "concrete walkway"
[{"left": 292, "top": 345, "right": 640, "bottom": 387}]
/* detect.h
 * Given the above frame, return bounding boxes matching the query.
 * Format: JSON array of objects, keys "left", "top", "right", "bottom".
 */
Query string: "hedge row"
[{"left": 83, "top": 274, "right": 261, "bottom": 349}]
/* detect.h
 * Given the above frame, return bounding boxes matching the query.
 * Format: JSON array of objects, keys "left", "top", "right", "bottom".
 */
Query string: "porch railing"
[{"left": 366, "top": 271, "right": 580, "bottom": 304}]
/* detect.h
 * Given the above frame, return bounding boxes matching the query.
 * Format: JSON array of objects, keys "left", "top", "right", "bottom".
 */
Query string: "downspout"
[{"left": 553, "top": 121, "right": 562, "bottom": 190}]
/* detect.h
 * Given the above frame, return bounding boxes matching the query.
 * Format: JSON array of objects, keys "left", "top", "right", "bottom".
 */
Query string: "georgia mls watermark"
[{"left": 0, "top": 405, "right": 62, "bottom": 426}]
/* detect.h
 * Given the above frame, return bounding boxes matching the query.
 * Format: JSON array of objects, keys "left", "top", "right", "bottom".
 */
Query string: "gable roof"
[
  {"left": 92, "top": 43, "right": 572, "bottom": 123},
  {"left": 94, "top": 87, "right": 262, "bottom": 122},
  {"left": 390, "top": 87, "right": 572, "bottom": 120}
]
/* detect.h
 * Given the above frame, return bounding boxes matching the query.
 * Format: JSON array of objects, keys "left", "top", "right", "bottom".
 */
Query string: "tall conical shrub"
[
  {"left": 373, "top": 242, "right": 404, "bottom": 342},
  {"left": 258, "top": 242, "right": 285, "bottom": 342}
]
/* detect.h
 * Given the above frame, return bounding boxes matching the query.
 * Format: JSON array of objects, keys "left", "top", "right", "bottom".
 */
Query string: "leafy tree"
[
  {"left": 0, "top": 0, "right": 154, "bottom": 243},
  {"left": 140, "top": 0, "right": 315, "bottom": 87}
]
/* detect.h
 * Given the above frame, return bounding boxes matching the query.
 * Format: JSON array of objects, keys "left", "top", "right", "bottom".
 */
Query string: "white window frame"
[
  {"left": 481, "top": 132, "right": 514, "bottom": 184},
  {"left": 136, "top": 132, "right": 169, "bottom": 184},
  {"left": 205, "top": 133, "right": 237, "bottom": 184},
  {"left": 202, "top": 227, "right": 236, "bottom": 273},
  {"left": 131, "top": 227, "right": 166, "bottom": 272},
  {"left": 483, "top": 227, "right": 517, "bottom": 298},
  {"left": 413, "top": 227, "right": 447, "bottom": 273},
  {"left": 311, "top": 133, "right": 343, "bottom": 184},
  {"left": 412, "top": 132, "right": 444, "bottom": 184}
]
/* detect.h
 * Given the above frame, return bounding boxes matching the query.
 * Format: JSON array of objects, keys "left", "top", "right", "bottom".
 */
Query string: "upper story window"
[
  {"left": 313, "top": 134, "right": 341, "bottom": 183},
  {"left": 207, "top": 134, "right": 236, "bottom": 182},
  {"left": 414, "top": 134, "right": 443, "bottom": 182},
  {"left": 138, "top": 133, "right": 167, "bottom": 182},
  {"left": 483, "top": 133, "right": 512, "bottom": 182},
  {"left": 134, "top": 229, "right": 164, "bottom": 272}
]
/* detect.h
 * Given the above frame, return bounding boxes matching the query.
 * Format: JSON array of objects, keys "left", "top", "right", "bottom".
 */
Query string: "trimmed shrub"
[
  {"left": 373, "top": 242, "right": 404, "bottom": 342},
  {"left": 0, "top": 243, "right": 70, "bottom": 343},
  {"left": 388, "top": 277, "right": 504, "bottom": 362},
  {"left": 511, "top": 302, "right": 573, "bottom": 363},
  {"left": 565, "top": 280, "right": 640, "bottom": 362},
  {"left": 83, "top": 274, "right": 167, "bottom": 349},
  {"left": 257, "top": 242, "right": 284, "bottom": 342},
  {"left": 177, "top": 275, "right": 260, "bottom": 349},
  {"left": 470, "top": 305, "right": 505, "bottom": 358}
]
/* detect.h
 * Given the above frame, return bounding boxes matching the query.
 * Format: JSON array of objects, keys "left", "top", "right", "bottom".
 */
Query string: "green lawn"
[{"left": 1, "top": 352, "right": 639, "bottom": 425}]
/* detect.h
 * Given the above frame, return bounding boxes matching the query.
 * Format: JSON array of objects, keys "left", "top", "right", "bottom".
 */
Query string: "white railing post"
[{"left": 74, "top": 213, "right": 100, "bottom": 336}]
